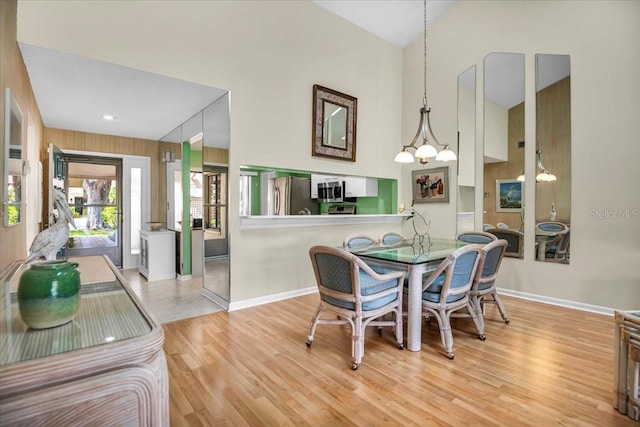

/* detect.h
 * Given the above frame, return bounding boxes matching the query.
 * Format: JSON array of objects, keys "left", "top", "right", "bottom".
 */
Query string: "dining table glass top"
[{"left": 350, "top": 237, "right": 468, "bottom": 265}]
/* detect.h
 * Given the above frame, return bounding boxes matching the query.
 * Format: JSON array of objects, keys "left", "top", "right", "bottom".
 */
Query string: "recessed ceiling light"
[{"left": 102, "top": 114, "right": 116, "bottom": 121}]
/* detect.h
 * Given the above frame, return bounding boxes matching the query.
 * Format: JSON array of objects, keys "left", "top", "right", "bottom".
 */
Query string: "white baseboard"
[
  {"left": 498, "top": 288, "right": 614, "bottom": 316},
  {"left": 229, "top": 286, "right": 317, "bottom": 312},
  {"left": 226, "top": 285, "right": 615, "bottom": 317}
]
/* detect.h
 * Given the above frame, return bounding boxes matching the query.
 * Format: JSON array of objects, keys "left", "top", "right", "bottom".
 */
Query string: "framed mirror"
[
  {"left": 535, "top": 54, "right": 571, "bottom": 264},
  {"left": 483, "top": 53, "right": 525, "bottom": 257},
  {"left": 4, "top": 87, "right": 24, "bottom": 226},
  {"left": 456, "top": 65, "right": 476, "bottom": 234},
  {"left": 312, "top": 84, "right": 357, "bottom": 162}
]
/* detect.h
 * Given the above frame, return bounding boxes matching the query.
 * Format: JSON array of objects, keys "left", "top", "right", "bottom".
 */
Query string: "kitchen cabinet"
[
  {"left": 0, "top": 255, "right": 168, "bottom": 426},
  {"left": 344, "top": 177, "right": 378, "bottom": 197},
  {"left": 139, "top": 229, "right": 176, "bottom": 281}
]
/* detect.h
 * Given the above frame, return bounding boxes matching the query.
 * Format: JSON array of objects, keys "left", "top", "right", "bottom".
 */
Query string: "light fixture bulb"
[
  {"left": 517, "top": 172, "right": 525, "bottom": 182},
  {"left": 536, "top": 171, "right": 557, "bottom": 182},
  {"left": 435, "top": 146, "right": 457, "bottom": 161},
  {"left": 394, "top": 150, "right": 415, "bottom": 163},
  {"left": 415, "top": 142, "right": 437, "bottom": 158}
]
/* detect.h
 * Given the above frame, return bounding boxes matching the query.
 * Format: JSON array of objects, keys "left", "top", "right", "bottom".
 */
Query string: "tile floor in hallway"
[{"left": 120, "top": 268, "right": 225, "bottom": 324}]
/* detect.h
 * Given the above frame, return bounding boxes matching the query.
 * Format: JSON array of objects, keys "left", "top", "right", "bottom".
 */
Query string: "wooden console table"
[{"left": 0, "top": 255, "right": 168, "bottom": 426}]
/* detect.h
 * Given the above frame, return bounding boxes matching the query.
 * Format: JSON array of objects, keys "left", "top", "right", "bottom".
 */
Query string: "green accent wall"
[{"left": 241, "top": 166, "right": 398, "bottom": 215}]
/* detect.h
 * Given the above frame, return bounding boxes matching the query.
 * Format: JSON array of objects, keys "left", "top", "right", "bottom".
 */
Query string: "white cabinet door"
[{"left": 344, "top": 177, "right": 378, "bottom": 197}]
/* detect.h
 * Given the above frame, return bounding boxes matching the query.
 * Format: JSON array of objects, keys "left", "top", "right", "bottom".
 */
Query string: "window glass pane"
[{"left": 130, "top": 167, "right": 141, "bottom": 255}]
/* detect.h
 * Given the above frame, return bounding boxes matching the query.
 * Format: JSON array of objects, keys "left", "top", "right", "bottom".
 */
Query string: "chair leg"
[
  {"left": 467, "top": 302, "right": 486, "bottom": 341},
  {"left": 395, "top": 307, "right": 404, "bottom": 350},
  {"left": 352, "top": 316, "right": 363, "bottom": 370},
  {"left": 492, "top": 292, "right": 510, "bottom": 324},
  {"left": 469, "top": 296, "right": 486, "bottom": 337},
  {"left": 306, "top": 305, "right": 323, "bottom": 347},
  {"left": 428, "top": 309, "right": 455, "bottom": 359}
]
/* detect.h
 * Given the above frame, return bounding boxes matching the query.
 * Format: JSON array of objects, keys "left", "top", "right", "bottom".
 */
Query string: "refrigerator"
[{"left": 267, "top": 177, "right": 318, "bottom": 215}]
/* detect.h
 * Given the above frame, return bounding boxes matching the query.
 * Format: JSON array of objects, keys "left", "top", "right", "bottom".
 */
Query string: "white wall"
[
  {"left": 400, "top": 0, "right": 640, "bottom": 310},
  {"left": 17, "top": 0, "right": 640, "bottom": 310},
  {"left": 17, "top": 0, "right": 404, "bottom": 303}
]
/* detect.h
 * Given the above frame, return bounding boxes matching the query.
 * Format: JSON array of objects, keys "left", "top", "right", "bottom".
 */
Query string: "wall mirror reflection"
[
  {"left": 483, "top": 53, "right": 525, "bottom": 258},
  {"left": 456, "top": 65, "right": 476, "bottom": 235},
  {"left": 4, "top": 88, "right": 24, "bottom": 226},
  {"left": 161, "top": 92, "right": 231, "bottom": 307},
  {"left": 535, "top": 54, "right": 571, "bottom": 264},
  {"left": 323, "top": 101, "right": 347, "bottom": 149},
  {"left": 312, "top": 84, "right": 357, "bottom": 162}
]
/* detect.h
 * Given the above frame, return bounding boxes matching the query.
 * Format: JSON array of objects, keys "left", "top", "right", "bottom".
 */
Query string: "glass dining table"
[{"left": 348, "top": 237, "right": 468, "bottom": 352}]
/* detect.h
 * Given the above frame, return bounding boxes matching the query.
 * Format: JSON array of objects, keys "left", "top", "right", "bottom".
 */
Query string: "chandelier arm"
[
  {"left": 536, "top": 148, "right": 547, "bottom": 171},
  {"left": 425, "top": 108, "right": 445, "bottom": 147},
  {"left": 408, "top": 109, "right": 426, "bottom": 148}
]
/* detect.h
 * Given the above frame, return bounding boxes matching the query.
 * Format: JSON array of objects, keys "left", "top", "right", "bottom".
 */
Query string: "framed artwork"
[
  {"left": 496, "top": 179, "right": 523, "bottom": 212},
  {"left": 312, "top": 85, "right": 357, "bottom": 162},
  {"left": 412, "top": 167, "right": 449, "bottom": 203}
]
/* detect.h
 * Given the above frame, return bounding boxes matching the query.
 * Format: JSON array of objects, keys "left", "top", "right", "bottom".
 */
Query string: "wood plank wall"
[
  {"left": 42, "top": 128, "right": 174, "bottom": 225},
  {"left": 535, "top": 77, "right": 571, "bottom": 222},
  {"left": 42, "top": 129, "right": 229, "bottom": 228},
  {"left": 0, "top": 0, "right": 44, "bottom": 268},
  {"left": 484, "top": 103, "right": 526, "bottom": 230},
  {"left": 484, "top": 76, "right": 571, "bottom": 228}
]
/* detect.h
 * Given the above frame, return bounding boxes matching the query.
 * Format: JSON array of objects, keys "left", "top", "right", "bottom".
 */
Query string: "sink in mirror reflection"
[{"left": 482, "top": 53, "right": 525, "bottom": 258}]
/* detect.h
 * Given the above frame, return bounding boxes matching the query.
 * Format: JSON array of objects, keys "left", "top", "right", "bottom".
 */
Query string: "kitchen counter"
[{"left": 239, "top": 213, "right": 410, "bottom": 230}]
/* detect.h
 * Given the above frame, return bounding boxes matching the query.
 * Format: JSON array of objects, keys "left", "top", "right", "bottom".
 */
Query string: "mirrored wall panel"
[
  {"left": 483, "top": 53, "right": 525, "bottom": 258},
  {"left": 457, "top": 65, "right": 476, "bottom": 235},
  {"left": 534, "top": 54, "right": 571, "bottom": 264}
]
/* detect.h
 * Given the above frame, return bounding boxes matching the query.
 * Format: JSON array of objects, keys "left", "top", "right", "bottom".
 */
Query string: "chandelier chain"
[{"left": 423, "top": 0, "right": 428, "bottom": 107}]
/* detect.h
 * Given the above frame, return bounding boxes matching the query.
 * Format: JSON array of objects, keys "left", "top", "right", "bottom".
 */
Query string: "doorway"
[{"left": 63, "top": 154, "right": 123, "bottom": 267}]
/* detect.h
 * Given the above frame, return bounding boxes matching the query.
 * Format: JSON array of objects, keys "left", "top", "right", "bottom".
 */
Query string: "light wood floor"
[{"left": 163, "top": 294, "right": 636, "bottom": 426}]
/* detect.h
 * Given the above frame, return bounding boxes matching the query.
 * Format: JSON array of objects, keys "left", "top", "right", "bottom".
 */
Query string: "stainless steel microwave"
[{"left": 317, "top": 181, "right": 344, "bottom": 203}]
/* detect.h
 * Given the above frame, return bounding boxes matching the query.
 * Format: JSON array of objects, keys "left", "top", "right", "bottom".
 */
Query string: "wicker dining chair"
[
  {"left": 307, "top": 246, "right": 405, "bottom": 370},
  {"left": 420, "top": 244, "right": 485, "bottom": 359},
  {"left": 379, "top": 232, "right": 404, "bottom": 246},
  {"left": 486, "top": 228, "right": 524, "bottom": 258},
  {"left": 456, "top": 231, "right": 497, "bottom": 244},
  {"left": 468, "top": 239, "right": 510, "bottom": 336}
]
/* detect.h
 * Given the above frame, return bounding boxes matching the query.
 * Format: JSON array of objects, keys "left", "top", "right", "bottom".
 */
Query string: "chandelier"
[
  {"left": 536, "top": 146, "right": 557, "bottom": 182},
  {"left": 394, "top": 0, "right": 456, "bottom": 165}
]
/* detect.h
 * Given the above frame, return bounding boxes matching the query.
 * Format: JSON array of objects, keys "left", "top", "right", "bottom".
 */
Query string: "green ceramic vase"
[{"left": 18, "top": 260, "right": 81, "bottom": 329}]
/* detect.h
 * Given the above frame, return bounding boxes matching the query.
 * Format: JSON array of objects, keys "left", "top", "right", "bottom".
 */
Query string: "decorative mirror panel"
[
  {"left": 456, "top": 65, "right": 476, "bottom": 234},
  {"left": 534, "top": 54, "right": 571, "bottom": 264},
  {"left": 483, "top": 53, "right": 525, "bottom": 258}
]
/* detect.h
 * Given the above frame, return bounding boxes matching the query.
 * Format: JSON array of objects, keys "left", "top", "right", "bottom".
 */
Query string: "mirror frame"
[
  {"left": 4, "top": 87, "right": 24, "bottom": 226},
  {"left": 312, "top": 84, "right": 357, "bottom": 162}
]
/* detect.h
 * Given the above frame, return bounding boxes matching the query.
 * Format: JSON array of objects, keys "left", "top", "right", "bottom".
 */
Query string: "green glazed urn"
[{"left": 18, "top": 260, "right": 81, "bottom": 329}]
